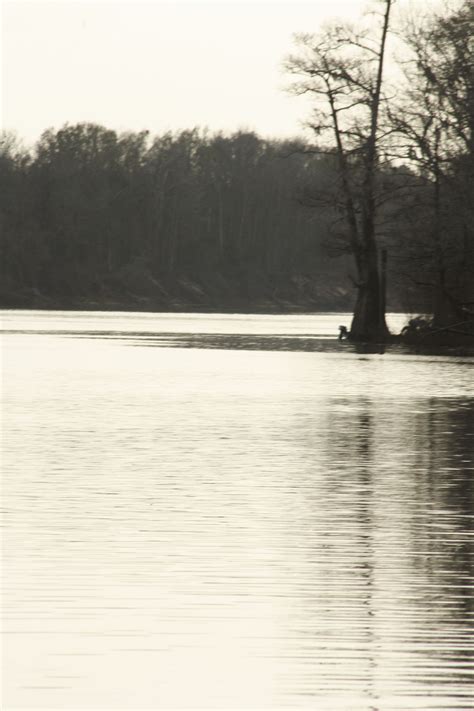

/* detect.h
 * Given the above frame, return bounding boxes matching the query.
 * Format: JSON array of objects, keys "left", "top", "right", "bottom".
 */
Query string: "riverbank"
[{"left": 0, "top": 270, "right": 424, "bottom": 316}]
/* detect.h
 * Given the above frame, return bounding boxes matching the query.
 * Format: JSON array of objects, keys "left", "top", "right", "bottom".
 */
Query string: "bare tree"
[{"left": 286, "top": 0, "right": 394, "bottom": 340}]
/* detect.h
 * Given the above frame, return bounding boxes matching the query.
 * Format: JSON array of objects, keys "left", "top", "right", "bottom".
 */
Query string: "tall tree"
[{"left": 286, "top": 0, "right": 394, "bottom": 340}]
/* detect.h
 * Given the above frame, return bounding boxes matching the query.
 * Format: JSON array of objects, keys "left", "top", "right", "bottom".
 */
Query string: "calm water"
[{"left": 2, "top": 311, "right": 473, "bottom": 710}]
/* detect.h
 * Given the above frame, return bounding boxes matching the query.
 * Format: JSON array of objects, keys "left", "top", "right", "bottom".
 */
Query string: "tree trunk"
[
  {"left": 350, "top": 245, "right": 389, "bottom": 340},
  {"left": 349, "top": 0, "right": 392, "bottom": 341}
]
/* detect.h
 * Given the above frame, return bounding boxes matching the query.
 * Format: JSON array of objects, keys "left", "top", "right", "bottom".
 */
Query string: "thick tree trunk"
[
  {"left": 348, "top": 0, "right": 392, "bottom": 342},
  {"left": 350, "top": 245, "right": 389, "bottom": 341},
  {"left": 347, "top": 0, "right": 392, "bottom": 341}
]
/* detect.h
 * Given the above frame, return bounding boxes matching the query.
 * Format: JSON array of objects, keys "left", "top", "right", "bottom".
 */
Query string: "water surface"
[{"left": 2, "top": 311, "right": 473, "bottom": 709}]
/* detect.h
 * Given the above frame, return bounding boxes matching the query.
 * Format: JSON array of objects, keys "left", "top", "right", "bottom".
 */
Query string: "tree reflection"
[
  {"left": 414, "top": 399, "right": 473, "bottom": 621},
  {"left": 410, "top": 397, "right": 471, "bottom": 689},
  {"left": 314, "top": 396, "right": 474, "bottom": 701},
  {"left": 317, "top": 399, "right": 379, "bottom": 706}
]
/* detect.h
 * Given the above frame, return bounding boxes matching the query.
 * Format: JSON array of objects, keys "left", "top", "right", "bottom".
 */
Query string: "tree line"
[
  {"left": 1, "top": 0, "right": 472, "bottom": 337},
  {"left": 0, "top": 127, "right": 363, "bottom": 311}
]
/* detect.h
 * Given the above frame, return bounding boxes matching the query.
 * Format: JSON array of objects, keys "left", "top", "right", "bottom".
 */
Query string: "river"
[{"left": 2, "top": 310, "right": 473, "bottom": 709}]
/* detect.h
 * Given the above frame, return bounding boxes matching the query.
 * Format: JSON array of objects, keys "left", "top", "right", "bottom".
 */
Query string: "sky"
[{"left": 1, "top": 0, "right": 436, "bottom": 145}]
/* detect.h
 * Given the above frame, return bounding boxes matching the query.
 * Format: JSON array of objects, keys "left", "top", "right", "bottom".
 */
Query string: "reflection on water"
[{"left": 1, "top": 311, "right": 473, "bottom": 710}]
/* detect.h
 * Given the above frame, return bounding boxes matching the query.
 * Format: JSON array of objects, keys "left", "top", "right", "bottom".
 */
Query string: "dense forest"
[
  {"left": 0, "top": 126, "right": 426, "bottom": 314},
  {"left": 1, "top": 0, "right": 472, "bottom": 331},
  {"left": 0, "top": 128, "right": 359, "bottom": 312}
]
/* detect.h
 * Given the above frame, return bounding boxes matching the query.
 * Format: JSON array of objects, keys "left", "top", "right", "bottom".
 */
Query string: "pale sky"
[{"left": 1, "top": 0, "right": 435, "bottom": 145}]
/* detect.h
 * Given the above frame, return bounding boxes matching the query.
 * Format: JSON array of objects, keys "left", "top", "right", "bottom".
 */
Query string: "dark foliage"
[
  {"left": 0, "top": 126, "right": 364, "bottom": 312},
  {"left": 0, "top": 124, "right": 436, "bottom": 314}
]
